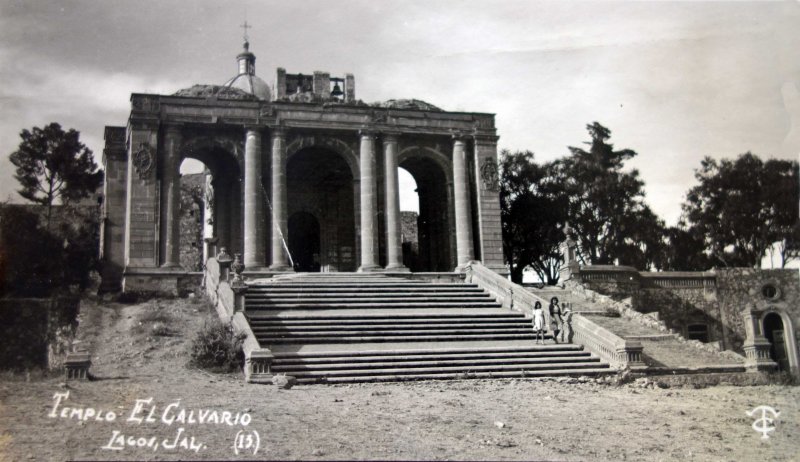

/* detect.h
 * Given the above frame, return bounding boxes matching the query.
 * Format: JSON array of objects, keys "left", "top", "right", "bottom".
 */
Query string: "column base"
[
  {"left": 455, "top": 260, "right": 479, "bottom": 272},
  {"left": 358, "top": 265, "right": 382, "bottom": 273},
  {"left": 159, "top": 263, "right": 183, "bottom": 270},
  {"left": 269, "top": 265, "right": 294, "bottom": 272},
  {"left": 384, "top": 264, "right": 410, "bottom": 272}
]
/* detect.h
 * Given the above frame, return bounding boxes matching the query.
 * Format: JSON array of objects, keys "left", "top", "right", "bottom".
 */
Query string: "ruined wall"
[{"left": 0, "top": 296, "right": 80, "bottom": 370}]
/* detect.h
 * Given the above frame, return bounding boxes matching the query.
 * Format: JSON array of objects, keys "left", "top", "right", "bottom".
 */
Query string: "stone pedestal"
[
  {"left": 246, "top": 348, "right": 275, "bottom": 383},
  {"left": 741, "top": 305, "right": 778, "bottom": 372},
  {"left": 65, "top": 352, "right": 91, "bottom": 380}
]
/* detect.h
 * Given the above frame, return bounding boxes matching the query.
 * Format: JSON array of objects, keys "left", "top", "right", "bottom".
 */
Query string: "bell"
[{"left": 330, "top": 81, "right": 344, "bottom": 98}]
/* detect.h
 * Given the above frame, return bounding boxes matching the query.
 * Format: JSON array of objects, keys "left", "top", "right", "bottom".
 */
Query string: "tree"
[
  {"left": 499, "top": 151, "right": 568, "bottom": 284},
  {"left": 9, "top": 123, "right": 103, "bottom": 227},
  {"left": 559, "top": 122, "right": 665, "bottom": 269},
  {"left": 681, "top": 152, "right": 799, "bottom": 268}
]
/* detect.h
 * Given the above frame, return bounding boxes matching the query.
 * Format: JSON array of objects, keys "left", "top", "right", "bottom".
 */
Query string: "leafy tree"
[
  {"left": 559, "top": 122, "right": 665, "bottom": 269},
  {"left": 9, "top": 123, "right": 103, "bottom": 228},
  {"left": 681, "top": 152, "right": 799, "bottom": 268},
  {"left": 660, "top": 225, "right": 712, "bottom": 271},
  {"left": 500, "top": 151, "right": 567, "bottom": 284}
]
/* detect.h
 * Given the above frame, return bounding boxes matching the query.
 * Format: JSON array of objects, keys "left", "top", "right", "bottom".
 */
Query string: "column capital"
[
  {"left": 359, "top": 128, "right": 378, "bottom": 139},
  {"left": 244, "top": 124, "right": 264, "bottom": 133},
  {"left": 268, "top": 125, "right": 287, "bottom": 138},
  {"left": 381, "top": 132, "right": 401, "bottom": 144},
  {"left": 164, "top": 124, "right": 183, "bottom": 138},
  {"left": 451, "top": 131, "right": 471, "bottom": 143},
  {"left": 473, "top": 133, "right": 499, "bottom": 145}
]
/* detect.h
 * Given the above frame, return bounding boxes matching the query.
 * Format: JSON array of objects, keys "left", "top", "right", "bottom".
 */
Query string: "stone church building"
[{"left": 100, "top": 40, "right": 505, "bottom": 292}]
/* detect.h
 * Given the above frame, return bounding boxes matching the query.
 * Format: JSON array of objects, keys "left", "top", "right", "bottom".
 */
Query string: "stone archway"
[
  {"left": 763, "top": 313, "right": 789, "bottom": 371},
  {"left": 398, "top": 147, "right": 454, "bottom": 271},
  {"left": 761, "top": 310, "right": 798, "bottom": 373},
  {"left": 286, "top": 145, "right": 356, "bottom": 272}
]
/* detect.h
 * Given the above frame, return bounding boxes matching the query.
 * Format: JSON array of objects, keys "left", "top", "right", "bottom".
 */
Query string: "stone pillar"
[
  {"left": 382, "top": 134, "right": 407, "bottom": 271},
  {"left": 741, "top": 304, "right": 778, "bottom": 372},
  {"left": 213, "top": 178, "right": 230, "bottom": 251},
  {"left": 161, "top": 125, "right": 182, "bottom": 268},
  {"left": 452, "top": 135, "right": 474, "bottom": 270},
  {"left": 472, "top": 134, "right": 505, "bottom": 273},
  {"left": 243, "top": 126, "right": 266, "bottom": 268},
  {"left": 359, "top": 130, "right": 380, "bottom": 272},
  {"left": 269, "top": 127, "right": 292, "bottom": 270}
]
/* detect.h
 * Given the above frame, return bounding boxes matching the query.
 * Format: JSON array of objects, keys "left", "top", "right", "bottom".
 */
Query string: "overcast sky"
[{"left": 1, "top": 0, "right": 798, "bottom": 226}]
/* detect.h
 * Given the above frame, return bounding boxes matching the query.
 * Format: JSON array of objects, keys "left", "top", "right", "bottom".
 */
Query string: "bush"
[{"left": 189, "top": 319, "right": 245, "bottom": 372}]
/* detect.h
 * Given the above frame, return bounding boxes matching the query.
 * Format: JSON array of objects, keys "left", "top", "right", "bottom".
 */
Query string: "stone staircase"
[{"left": 244, "top": 274, "right": 611, "bottom": 384}]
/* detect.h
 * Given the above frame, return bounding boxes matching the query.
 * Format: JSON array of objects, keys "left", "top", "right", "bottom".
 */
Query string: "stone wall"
[
  {"left": 574, "top": 266, "right": 800, "bottom": 364},
  {"left": 0, "top": 296, "right": 80, "bottom": 370}
]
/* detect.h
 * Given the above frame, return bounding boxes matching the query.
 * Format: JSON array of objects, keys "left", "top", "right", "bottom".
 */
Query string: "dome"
[
  {"left": 223, "top": 74, "right": 271, "bottom": 100},
  {"left": 380, "top": 99, "right": 442, "bottom": 111},
  {"left": 220, "top": 40, "right": 271, "bottom": 101}
]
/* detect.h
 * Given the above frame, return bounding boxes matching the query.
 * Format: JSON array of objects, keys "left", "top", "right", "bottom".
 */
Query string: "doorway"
[
  {"left": 288, "top": 212, "right": 320, "bottom": 272},
  {"left": 763, "top": 312, "right": 790, "bottom": 372}
]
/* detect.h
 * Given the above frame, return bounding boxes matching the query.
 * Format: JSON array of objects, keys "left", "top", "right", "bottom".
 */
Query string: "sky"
[{"left": 1, "top": 0, "right": 798, "bottom": 227}]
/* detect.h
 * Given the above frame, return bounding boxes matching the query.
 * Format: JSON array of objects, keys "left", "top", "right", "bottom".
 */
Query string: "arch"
[
  {"left": 398, "top": 147, "right": 455, "bottom": 271},
  {"left": 287, "top": 145, "right": 357, "bottom": 272},
  {"left": 180, "top": 135, "right": 243, "bottom": 178},
  {"left": 760, "top": 308, "right": 799, "bottom": 375},
  {"left": 398, "top": 144, "right": 453, "bottom": 186},
  {"left": 286, "top": 135, "right": 359, "bottom": 181}
]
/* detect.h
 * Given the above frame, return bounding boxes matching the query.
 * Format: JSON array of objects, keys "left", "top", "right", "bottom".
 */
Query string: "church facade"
[{"left": 100, "top": 42, "right": 505, "bottom": 292}]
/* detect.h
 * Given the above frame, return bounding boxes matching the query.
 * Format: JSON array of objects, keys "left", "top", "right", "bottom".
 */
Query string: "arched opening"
[
  {"left": 399, "top": 156, "right": 453, "bottom": 271},
  {"left": 170, "top": 142, "right": 241, "bottom": 271},
  {"left": 398, "top": 167, "right": 420, "bottom": 270},
  {"left": 763, "top": 312, "right": 790, "bottom": 372},
  {"left": 287, "top": 146, "right": 356, "bottom": 272},
  {"left": 288, "top": 212, "right": 321, "bottom": 272}
]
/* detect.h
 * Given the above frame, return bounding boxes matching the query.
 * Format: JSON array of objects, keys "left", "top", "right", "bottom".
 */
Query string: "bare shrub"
[{"left": 189, "top": 319, "right": 245, "bottom": 372}]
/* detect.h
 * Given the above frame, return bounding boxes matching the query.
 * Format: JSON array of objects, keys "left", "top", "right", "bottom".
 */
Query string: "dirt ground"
[{"left": 0, "top": 294, "right": 798, "bottom": 462}]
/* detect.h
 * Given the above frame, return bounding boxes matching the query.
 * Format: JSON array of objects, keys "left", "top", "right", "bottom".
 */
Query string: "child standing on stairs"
[
  {"left": 549, "top": 297, "right": 563, "bottom": 344},
  {"left": 532, "top": 301, "right": 545, "bottom": 344}
]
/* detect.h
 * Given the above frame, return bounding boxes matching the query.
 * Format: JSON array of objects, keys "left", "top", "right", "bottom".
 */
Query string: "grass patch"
[
  {"left": 189, "top": 318, "right": 245, "bottom": 373},
  {"left": 133, "top": 301, "right": 179, "bottom": 336}
]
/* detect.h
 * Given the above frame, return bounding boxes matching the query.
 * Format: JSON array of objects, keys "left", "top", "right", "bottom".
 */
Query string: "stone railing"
[
  {"left": 571, "top": 314, "right": 646, "bottom": 370},
  {"left": 465, "top": 262, "right": 550, "bottom": 325},
  {"left": 639, "top": 272, "right": 716, "bottom": 289},
  {"left": 205, "top": 254, "right": 273, "bottom": 383}
]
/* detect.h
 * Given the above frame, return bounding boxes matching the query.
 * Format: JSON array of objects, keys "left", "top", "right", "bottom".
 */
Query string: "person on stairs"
[
  {"left": 532, "top": 301, "right": 545, "bottom": 345},
  {"left": 561, "top": 303, "right": 573, "bottom": 343},
  {"left": 549, "top": 297, "right": 563, "bottom": 344}
]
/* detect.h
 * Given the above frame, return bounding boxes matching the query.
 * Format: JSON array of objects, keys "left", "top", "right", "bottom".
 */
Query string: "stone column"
[
  {"left": 452, "top": 135, "right": 474, "bottom": 270},
  {"left": 359, "top": 130, "right": 380, "bottom": 272},
  {"left": 161, "top": 125, "right": 182, "bottom": 268},
  {"left": 382, "top": 134, "right": 407, "bottom": 271},
  {"left": 269, "top": 127, "right": 292, "bottom": 270},
  {"left": 243, "top": 126, "right": 266, "bottom": 268}
]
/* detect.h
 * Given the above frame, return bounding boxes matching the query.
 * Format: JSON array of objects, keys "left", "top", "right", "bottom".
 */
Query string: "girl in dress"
[{"left": 532, "top": 301, "right": 545, "bottom": 345}]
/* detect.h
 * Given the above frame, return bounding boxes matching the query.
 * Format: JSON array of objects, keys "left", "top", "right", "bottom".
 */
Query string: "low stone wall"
[
  {"left": 0, "top": 296, "right": 80, "bottom": 370},
  {"left": 122, "top": 270, "right": 203, "bottom": 296}
]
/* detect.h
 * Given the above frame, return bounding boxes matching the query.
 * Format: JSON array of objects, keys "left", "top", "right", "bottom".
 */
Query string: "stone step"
[
  {"left": 248, "top": 317, "right": 529, "bottom": 326},
  {"left": 252, "top": 322, "right": 532, "bottom": 331},
  {"left": 256, "top": 332, "right": 547, "bottom": 344},
  {"left": 250, "top": 308, "right": 523, "bottom": 317},
  {"left": 247, "top": 287, "right": 486, "bottom": 295},
  {"left": 246, "top": 295, "right": 494, "bottom": 303},
  {"left": 293, "top": 367, "right": 612, "bottom": 384},
  {"left": 273, "top": 355, "right": 599, "bottom": 372},
  {"left": 274, "top": 350, "right": 592, "bottom": 366},
  {"left": 246, "top": 301, "right": 503, "bottom": 310},
  {"left": 255, "top": 326, "right": 536, "bottom": 335},
  {"left": 272, "top": 344, "right": 582, "bottom": 358},
  {"left": 248, "top": 282, "right": 478, "bottom": 289},
  {"left": 282, "top": 361, "right": 607, "bottom": 379},
  {"left": 247, "top": 311, "right": 531, "bottom": 326},
  {"left": 246, "top": 292, "right": 490, "bottom": 299}
]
